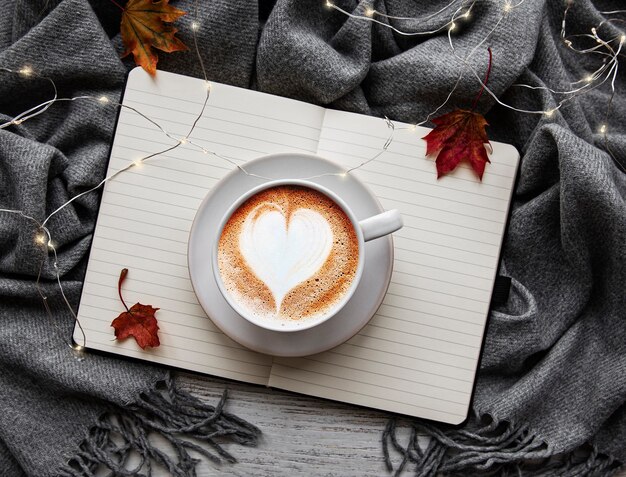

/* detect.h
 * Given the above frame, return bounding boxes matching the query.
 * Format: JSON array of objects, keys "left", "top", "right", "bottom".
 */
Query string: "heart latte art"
[
  {"left": 239, "top": 207, "right": 333, "bottom": 308},
  {"left": 217, "top": 186, "right": 359, "bottom": 324}
]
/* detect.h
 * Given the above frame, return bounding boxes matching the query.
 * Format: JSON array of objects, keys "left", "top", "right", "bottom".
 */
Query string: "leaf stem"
[
  {"left": 108, "top": 0, "right": 125, "bottom": 11},
  {"left": 471, "top": 47, "right": 493, "bottom": 111},
  {"left": 118, "top": 268, "right": 130, "bottom": 312}
]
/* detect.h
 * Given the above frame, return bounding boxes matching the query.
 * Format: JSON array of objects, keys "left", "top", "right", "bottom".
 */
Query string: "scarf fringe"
[
  {"left": 59, "top": 375, "right": 260, "bottom": 477},
  {"left": 382, "top": 416, "right": 620, "bottom": 477}
]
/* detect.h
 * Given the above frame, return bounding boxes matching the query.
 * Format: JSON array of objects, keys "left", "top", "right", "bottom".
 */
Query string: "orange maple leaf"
[
  {"left": 422, "top": 109, "right": 492, "bottom": 180},
  {"left": 119, "top": 0, "right": 188, "bottom": 75},
  {"left": 111, "top": 268, "right": 160, "bottom": 349}
]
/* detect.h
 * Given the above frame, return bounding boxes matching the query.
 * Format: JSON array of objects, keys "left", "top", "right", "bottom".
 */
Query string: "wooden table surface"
[
  {"left": 109, "top": 372, "right": 409, "bottom": 476},
  {"left": 98, "top": 372, "right": 625, "bottom": 476}
]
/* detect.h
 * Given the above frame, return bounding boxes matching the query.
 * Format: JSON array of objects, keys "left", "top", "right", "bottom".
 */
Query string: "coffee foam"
[{"left": 217, "top": 186, "right": 359, "bottom": 325}]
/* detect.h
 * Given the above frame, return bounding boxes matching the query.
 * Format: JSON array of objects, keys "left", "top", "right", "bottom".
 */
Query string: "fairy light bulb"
[
  {"left": 133, "top": 160, "right": 143, "bottom": 168},
  {"left": 71, "top": 342, "right": 85, "bottom": 360},
  {"left": 205, "top": 81, "right": 212, "bottom": 91},
  {"left": 364, "top": 7, "right": 375, "bottom": 17},
  {"left": 463, "top": 10, "right": 471, "bottom": 19},
  {"left": 449, "top": 22, "right": 456, "bottom": 31},
  {"left": 599, "top": 124, "right": 607, "bottom": 134},
  {"left": 585, "top": 75, "right": 593, "bottom": 83},
  {"left": 325, "top": 0, "right": 333, "bottom": 8},
  {"left": 545, "top": 109, "right": 555, "bottom": 118},
  {"left": 19, "top": 66, "right": 33, "bottom": 77},
  {"left": 35, "top": 233, "right": 46, "bottom": 245},
  {"left": 503, "top": 2, "right": 512, "bottom": 12},
  {"left": 47, "top": 240, "right": 56, "bottom": 250},
  {"left": 191, "top": 21, "right": 200, "bottom": 31},
  {"left": 179, "top": 137, "right": 188, "bottom": 145}
]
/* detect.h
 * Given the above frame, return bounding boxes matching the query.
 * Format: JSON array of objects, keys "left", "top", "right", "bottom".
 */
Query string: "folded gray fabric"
[{"left": 1, "top": 0, "right": 624, "bottom": 476}]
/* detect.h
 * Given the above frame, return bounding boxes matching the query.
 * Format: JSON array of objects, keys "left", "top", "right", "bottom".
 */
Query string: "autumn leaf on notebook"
[
  {"left": 111, "top": 268, "right": 160, "bottom": 349},
  {"left": 423, "top": 110, "right": 492, "bottom": 180},
  {"left": 118, "top": 0, "right": 188, "bottom": 75},
  {"left": 423, "top": 48, "right": 493, "bottom": 180}
]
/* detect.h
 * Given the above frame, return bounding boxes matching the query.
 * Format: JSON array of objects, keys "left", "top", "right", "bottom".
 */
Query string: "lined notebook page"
[
  {"left": 75, "top": 69, "right": 325, "bottom": 384},
  {"left": 268, "top": 109, "right": 519, "bottom": 423}
]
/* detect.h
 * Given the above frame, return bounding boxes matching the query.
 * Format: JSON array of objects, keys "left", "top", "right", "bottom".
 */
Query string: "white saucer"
[{"left": 188, "top": 153, "right": 393, "bottom": 357}]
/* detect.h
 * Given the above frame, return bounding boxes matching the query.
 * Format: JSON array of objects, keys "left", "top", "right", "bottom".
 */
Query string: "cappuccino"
[{"left": 217, "top": 185, "right": 359, "bottom": 324}]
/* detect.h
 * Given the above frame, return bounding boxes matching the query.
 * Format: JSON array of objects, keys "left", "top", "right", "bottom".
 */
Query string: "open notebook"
[{"left": 75, "top": 68, "right": 519, "bottom": 425}]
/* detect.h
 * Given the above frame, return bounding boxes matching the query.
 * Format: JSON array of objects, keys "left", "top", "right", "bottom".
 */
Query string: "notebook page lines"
[
  {"left": 75, "top": 70, "right": 327, "bottom": 385},
  {"left": 269, "top": 109, "right": 518, "bottom": 423}
]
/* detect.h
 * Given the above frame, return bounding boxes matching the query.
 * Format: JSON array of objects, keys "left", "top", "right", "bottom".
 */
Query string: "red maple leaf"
[
  {"left": 423, "top": 109, "right": 491, "bottom": 180},
  {"left": 422, "top": 47, "right": 493, "bottom": 180},
  {"left": 111, "top": 268, "right": 160, "bottom": 349}
]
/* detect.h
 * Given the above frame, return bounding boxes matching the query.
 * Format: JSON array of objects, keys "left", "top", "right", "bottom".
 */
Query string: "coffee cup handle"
[{"left": 359, "top": 209, "right": 403, "bottom": 242}]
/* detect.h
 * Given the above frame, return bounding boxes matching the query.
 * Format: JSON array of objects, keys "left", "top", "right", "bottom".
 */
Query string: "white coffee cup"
[{"left": 212, "top": 179, "right": 403, "bottom": 332}]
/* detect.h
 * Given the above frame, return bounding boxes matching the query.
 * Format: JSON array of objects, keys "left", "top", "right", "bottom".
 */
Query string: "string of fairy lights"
[
  {"left": 327, "top": 0, "right": 624, "bottom": 134},
  {"left": 0, "top": 9, "right": 212, "bottom": 352},
  {"left": 326, "top": 0, "right": 476, "bottom": 37},
  {"left": 0, "top": 0, "right": 623, "bottom": 353}
]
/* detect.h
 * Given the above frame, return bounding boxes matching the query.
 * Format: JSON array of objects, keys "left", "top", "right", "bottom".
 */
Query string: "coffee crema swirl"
[{"left": 217, "top": 186, "right": 359, "bottom": 324}]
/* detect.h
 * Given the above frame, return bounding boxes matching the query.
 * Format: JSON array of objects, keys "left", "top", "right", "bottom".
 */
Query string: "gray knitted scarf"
[{"left": 1, "top": 0, "right": 624, "bottom": 476}]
